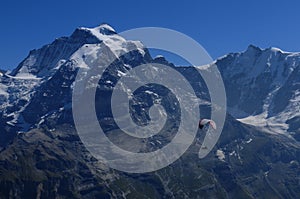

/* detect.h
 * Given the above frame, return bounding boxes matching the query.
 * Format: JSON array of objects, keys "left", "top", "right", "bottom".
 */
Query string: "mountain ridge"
[
  {"left": 0, "top": 24, "right": 299, "bottom": 146},
  {"left": 0, "top": 24, "right": 299, "bottom": 198},
  {"left": 215, "top": 43, "right": 300, "bottom": 139}
]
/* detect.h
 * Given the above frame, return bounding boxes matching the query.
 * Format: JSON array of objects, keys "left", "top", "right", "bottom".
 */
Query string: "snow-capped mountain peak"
[
  {"left": 70, "top": 25, "right": 147, "bottom": 68},
  {"left": 79, "top": 23, "right": 117, "bottom": 35},
  {"left": 78, "top": 24, "right": 121, "bottom": 40},
  {"left": 217, "top": 45, "right": 300, "bottom": 138},
  {"left": 0, "top": 24, "right": 151, "bottom": 136},
  {"left": 1, "top": 24, "right": 299, "bottom": 144},
  {"left": 1, "top": 24, "right": 300, "bottom": 198},
  {"left": 10, "top": 24, "right": 147, "bottom": 79},
  {"left": 97, "top": 23, "right": 117, "bottom": 35}
]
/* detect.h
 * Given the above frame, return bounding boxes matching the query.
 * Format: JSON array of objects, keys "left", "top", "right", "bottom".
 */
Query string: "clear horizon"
[{"left": 1, "top": 0, "right": 300, "bottom": 70}]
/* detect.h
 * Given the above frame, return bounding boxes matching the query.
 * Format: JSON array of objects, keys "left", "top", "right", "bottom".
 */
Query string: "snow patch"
[
  {"left": 117, "top": 70, "right": 127, "bottom": 77},
  {"left": 216, "top": 149, "right": 225, "bottom": 161},
  {"left": 155, "top": 55, "right": 164, "bottom": 59},
  {"left": 0, "top": 84, "right": 8, "bottom": 96},
  {"left": 6, "top": 73, "right": 41, "bottom": 80},
  {"left": 238, "top": 114, "right": 289, "bottom": 135},
  {"left": 78, "top": 25, "right": 146, "bottom": 58},
  {"left": 245, "top": 138, "right": 253, "bottom": 144}
]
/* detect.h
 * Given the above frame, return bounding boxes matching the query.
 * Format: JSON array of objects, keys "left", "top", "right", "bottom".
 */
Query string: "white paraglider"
[{"left": 198, "top": 119, "right": 216, "bottom": 130}]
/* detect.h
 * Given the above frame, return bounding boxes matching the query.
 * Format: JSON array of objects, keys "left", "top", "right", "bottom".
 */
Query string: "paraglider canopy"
[{"left": 198, "top": 119, "right": 216, "bottom": 130}]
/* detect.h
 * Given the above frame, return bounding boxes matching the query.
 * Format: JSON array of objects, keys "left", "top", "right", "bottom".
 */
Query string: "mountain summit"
[
  {"left": 216, "top": 44, "right": 300, "bottom": 137},
  {"left": 0, "top": 24, "right": 150, "bottom": 142},
  {"left": 0, "top": 25, "right": 299, "bottom": 198},
  {"left": 10, "top": 24, "right": 128, "bottom": 78}
]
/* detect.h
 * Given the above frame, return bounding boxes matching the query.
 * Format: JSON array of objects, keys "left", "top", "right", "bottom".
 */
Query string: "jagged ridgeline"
[{"left": 0, "top": 24, "right": 299, "bottom": 198}]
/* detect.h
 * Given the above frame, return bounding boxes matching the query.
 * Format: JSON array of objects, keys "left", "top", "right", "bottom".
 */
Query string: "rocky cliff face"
[
  {"left": 0, "top": 24, "right": 299, "bottom": 198},
  {"left": 216, "top": 45, "right": 300, "bottom": 141}
]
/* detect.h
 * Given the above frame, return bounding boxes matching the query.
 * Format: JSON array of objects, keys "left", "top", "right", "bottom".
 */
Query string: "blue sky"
[{"left": 1, "top": 0, "right": 300, "bottom": 69}]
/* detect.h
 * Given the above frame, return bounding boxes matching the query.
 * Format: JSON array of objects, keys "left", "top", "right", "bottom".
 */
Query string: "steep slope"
[
  {"left": 0, "top": 23, "right": 151, "bottom": 147},
  {"left": 0, "top": 125, "right": 113, "bottom": 198},
  {"left": 1, "top": 115, "right": 300, "bottom": 198},
  {"left": 216, "top": 45, "right": 300, "bottom": 137},
  {"left": 0, "top": 24, "right": 299, "bottom": 198}
]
